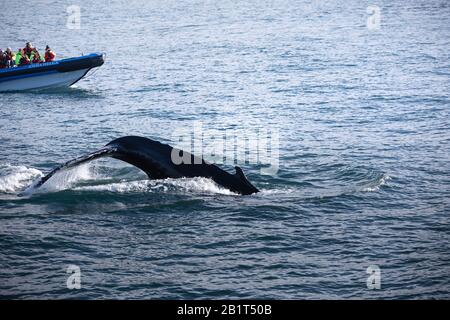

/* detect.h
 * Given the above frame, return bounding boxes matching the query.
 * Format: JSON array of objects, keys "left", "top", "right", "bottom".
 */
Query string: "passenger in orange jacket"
[
  {"left": 23, "top": 42, "right": 34, "bottom": 58},
  {"left": 44, "top": 45, "right": 56, "bottom": 62},
  {"left": 32, "top": 50, "right": 43, "bottom": 64}
]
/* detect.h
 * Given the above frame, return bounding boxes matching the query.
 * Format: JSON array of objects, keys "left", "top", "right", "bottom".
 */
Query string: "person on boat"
[
  {"left": 18, "top": 50, "right": 31, "bottom": 66},
  {"left": 23, "top": 42, "right": 34, "bottom": 58},
  {"left": 15, "top": 48, "right": 23, "bottom": 65},
  {"left": 0, "top": 50, "right": 6, "bottom": 69},
  {"left": 44, "top": 45, "right": 56, "bottom": 62},
  {"left": 31, "top": 49, "right": 44, "bottom": 64},
  {"left": 5, "top": 48, "right": 15, "bottom": 67}
]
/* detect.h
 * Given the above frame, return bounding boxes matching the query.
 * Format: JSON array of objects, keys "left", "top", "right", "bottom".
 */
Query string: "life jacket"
[
  {"left": 32, "top": 56, "right": 43, "bottom": 64},
  {"left": 23, "top": 47, "right": 33, "bottom": 58},
  {"left": 45, "top": 51, "right": 55, "bottom": 62},
  {"left": 19, "top": 55, "right": 30, "bottom": 66},
  {"left": 0, "top": 55, "right": 6, "bottom": 68},
  {"left": 5, "top": 53, "right": 14, "bottom": 67},
  {"left": 15, "top": 52, "right": 22, "bottom": 65},
  {"left": 30, "top": 51, "right": 42, "bottom": 63}
]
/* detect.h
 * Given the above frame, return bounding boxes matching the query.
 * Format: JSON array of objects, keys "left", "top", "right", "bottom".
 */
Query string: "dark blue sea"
[{"left": 0, "top": 0, "right": 449, "bottom": 299}]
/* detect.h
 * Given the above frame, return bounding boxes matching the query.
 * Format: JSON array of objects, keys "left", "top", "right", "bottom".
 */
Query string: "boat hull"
[
  {"left": 0, "top": 68, "right": 90, "bottom": 91},
  {"left": 0, "top": 53, "right": 104, "bottom": 92}
]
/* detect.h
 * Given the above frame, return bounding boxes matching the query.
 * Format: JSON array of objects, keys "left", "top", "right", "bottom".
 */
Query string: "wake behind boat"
[{"left": 0, "top": 53, "right": 104, "bottom": 92}]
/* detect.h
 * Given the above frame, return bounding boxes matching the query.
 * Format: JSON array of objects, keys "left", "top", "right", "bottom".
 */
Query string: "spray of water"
[
  {"left": 7, "top": 162, "right": 238, "bottom": 196},
  {"left": 0, "top": 164, "right": 43, "bottom": 193}
]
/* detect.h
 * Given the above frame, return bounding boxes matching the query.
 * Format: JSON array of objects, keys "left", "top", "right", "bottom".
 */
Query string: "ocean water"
[{"left": 0, "top": 0, "right": 449, "bottom": 299}]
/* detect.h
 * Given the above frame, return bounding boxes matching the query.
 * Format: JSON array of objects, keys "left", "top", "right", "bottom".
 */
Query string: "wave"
[
  {"left": 329, "top": 164, "right": 391, "bottom": 193},
  {"left": 1, "top": 160, "right": 390, "bottom": 199}
]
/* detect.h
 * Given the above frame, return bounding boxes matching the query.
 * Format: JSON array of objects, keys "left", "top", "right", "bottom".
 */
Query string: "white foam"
[
  {"left": 258, "top": 187, "right": 297, "bottom": 196},
  {"left": 0, "top": 164, "right": 43, "bottom": 193},
  {"left": 74, "top": 177, "right": 237, "bottom": 195},
  {"left": 74, "top": 179, "right": 150, "bottom": 193}
]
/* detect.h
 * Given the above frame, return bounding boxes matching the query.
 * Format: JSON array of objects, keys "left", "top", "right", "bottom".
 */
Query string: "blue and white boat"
[{"left": 0, "top": 53, "right": 104, "bottom": 92}]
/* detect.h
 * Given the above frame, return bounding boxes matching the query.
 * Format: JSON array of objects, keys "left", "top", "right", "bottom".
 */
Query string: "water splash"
[
  {"left": 24, "top": 163, "right": 97, "bottom": 195},
  {"left": 0, "top": 164, "right": 43, "bottom": 193},
  {"left": 15, "top": 160, "right": 240, "bottom": 196},
  {"left": 74, "top": 177, "right": 237, "bottom": 195}
]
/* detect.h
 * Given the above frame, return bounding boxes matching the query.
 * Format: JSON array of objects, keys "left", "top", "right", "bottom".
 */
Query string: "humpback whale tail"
[{"left": 31, "top": 136, "right": 259, "bottom": 195}]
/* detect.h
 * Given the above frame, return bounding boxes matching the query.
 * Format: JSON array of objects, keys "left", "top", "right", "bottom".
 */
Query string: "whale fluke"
[{"left": 32, "top": 136, "right": 259, "bottom": 195}]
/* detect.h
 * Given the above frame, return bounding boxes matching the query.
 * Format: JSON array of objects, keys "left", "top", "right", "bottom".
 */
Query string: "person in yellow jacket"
[
  {"left": 15, "top": 49, "right": 22, "bottom": 66},
  {"left": 18, "top": 51, "right": 31, "bottom": 66}
]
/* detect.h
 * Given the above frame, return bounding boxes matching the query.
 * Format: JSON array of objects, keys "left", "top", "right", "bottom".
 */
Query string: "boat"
[{"left": 0, "top": 53, "right": 105, "bottom": 92}]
